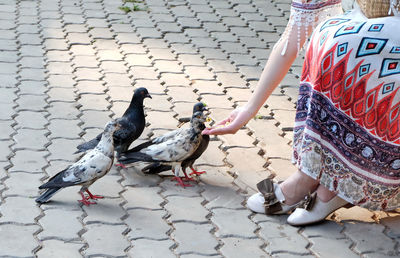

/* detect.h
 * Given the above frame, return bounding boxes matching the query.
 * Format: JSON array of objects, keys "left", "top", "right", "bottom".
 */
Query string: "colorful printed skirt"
[{"left": 293, "top": 10, "right": 400, "bottom": 211}]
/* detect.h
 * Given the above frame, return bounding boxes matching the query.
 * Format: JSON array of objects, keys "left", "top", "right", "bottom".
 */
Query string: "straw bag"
[{"left": 356, "top": 0, "right": 397, "bottom": 18}]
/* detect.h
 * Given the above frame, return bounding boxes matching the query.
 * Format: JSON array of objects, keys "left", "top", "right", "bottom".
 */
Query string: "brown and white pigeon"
[
  {"left": 75, "top": 87, "right": 151, "bottom": 157},
  {"left": 118, "top": 111, "right": 207, "bottom": 187},
  {"left": 36, "top": 121, "right": 121, "bottom": 205},
  {"left": 141, "top": 102, "right": 210, "bottom": 178}
]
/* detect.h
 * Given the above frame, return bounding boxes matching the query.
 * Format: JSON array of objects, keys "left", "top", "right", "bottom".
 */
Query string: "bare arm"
[{"left": 203, "top": 23, "right": 309, "bottom": 135}]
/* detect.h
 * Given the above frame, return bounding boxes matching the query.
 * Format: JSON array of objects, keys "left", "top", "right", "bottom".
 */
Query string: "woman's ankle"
[
  {"left": 279, "top": 171, "right": 319, "bottom": 205},
  {"left": 316, "top": 184, "right": 336, "bottom": 202}
]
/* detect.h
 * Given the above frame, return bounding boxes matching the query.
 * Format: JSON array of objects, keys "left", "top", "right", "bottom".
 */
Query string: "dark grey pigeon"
[
  {"left": 75, "top": 87, "right": 151, "bottom": 157},
  {"left": 118, "top": 111, "right": 207, "bottom": 187},
  {"left": 142, "top": 102, "right": 210, "bottom": 177},
  {"left": 36, "top": 121, "right": 120, "bottom": 205}
]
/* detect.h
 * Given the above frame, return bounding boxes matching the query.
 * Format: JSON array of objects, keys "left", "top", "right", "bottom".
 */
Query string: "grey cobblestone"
[
  {"left": 36, "top": 240, "right": 82, "bottom": 258},
  {"left": 128, "top": 239, "right": 176, "bottom": 258},
  {"left": 38, "top": 209, "right": 82, "bottom": 240},
  {"left": 0, "top": 224, "right": 40, "bottom": 257},
  {"left": 172, "top": 222, "right": 219, "bottom": 255},
  {"left": 220, "top": 238, "right": 268, "bottom": 258},
  {"left": 165, "top": 196, "right": 209, "bottom": 223},
  {"left": 83, "top": 223, "right": 129, "bottom": 257},
  {"left": 125, "top": 208, "right": 170, "bottom": 240},
  {"left": 212, "top": 208, "right": 257, "bottom": 238}
]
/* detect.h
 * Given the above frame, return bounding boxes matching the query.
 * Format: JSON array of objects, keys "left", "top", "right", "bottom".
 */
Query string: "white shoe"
[
  {"left": 287, "top": 195, "right": 348, "bottom": 226},
  {"left": 246, "top": 179, "right": 298, "bottom": 215}
]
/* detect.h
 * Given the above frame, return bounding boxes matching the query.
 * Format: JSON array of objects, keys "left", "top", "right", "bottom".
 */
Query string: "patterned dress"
[{"left": 291, "top": 1, "right": 400, "bottom": 210}]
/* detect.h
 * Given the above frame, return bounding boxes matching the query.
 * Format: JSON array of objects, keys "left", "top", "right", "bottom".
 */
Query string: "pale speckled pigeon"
[
  {"left": 36, "top": 121, "right": 120, "bottom": 205},
  {"left": 141, "top": 102, "right": 210, "bottom": 178},
  {"left": 118, "top": 111, "right": 207, "bottom": 187}
]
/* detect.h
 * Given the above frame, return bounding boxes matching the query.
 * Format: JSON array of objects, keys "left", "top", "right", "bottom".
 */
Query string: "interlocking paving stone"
[
  {"left": 0, "top": 121, "right": 14, "bottom": 140},
  {"left": 47, "top": 74, "right": 75, "bottom": 88},
  {"left": 165, "top": 196, "right": 209, "bottom": 223},
  {"left": 48, "top": 119, "right": 81, "bottom": 139},
  {"left": 83, "top": 223, "right": 128, "bottom": 257},
  {"left": 86, "top": 174, "right": 124, "bottom": 198},
  {"left": 344, "top": 223, "right": 397, "bottom": 255},
  {"left": 9, "top": 150, "right": 48, "bottom": 173},
  {"left": 161, "top": 73, "right": 191, "bottom": 87},
  {"left": 3, "top": 172, "right": 42, "bottom": 197},
  {"left": 13, "top": 129, "right": 48, "bottom": 150},
  {"left": 146, "top": 111, "right": 178, "bottom": 130},
  {"left": 46, "top": 138, "right": 82, "bottom": 161},
  {"left": 76, "top": 81, "right": 105, "bottom": 94},
  {"left": 83, "top": 198, "right": 125, "bottom": 224},
  {"left": 168, "top": 86, "right": 198, "bottom": 102},
  {"left": 121, "top": 167, "right": 163, "bottom": 187},
  {"left": 172, "top": 222, "right": 219, "bottom": 255},
  {"left": 146, "top": 95, "right": 172, "bottom": 111},
  {"left": 220, "top": 129, "right": 255, "bottom": 148},
  {"left": 103, "top": 73, "right": 132, "bottom": 87},
  {"left": 123, "top": 187, "right": 164, "bottom": 210},
  {"left": 36, "top": 239, "right": 82, "bottom": 258},
  {"left": 309, "top": 237, "right": 358, "bottom": 258},
  {"left": 47, "top": 102, "right": 80, "bottom": 120},
  {"left": 216, "top": 72, "right": 248, "bottom": 88},
  {"left": 128, "top": 239, "right": 176, "bottom": 258},
  {"left": 202, "top": 184, "right": 245, "bottom": 209},
  {"left": 0, "top": 196, "right": 40, "bottom": 224},
  {"left": 38, "top": 209, "right": 82, "bottom": 240},
  {"left": 198, "top": 167, "right": 234, "bottom": 187},
  {"left": 220, "top": 238, "right": 268, "bottom": 258},
  {"left": 125, "top": 209, "right": 170, "bottom": 240},
  {"left": 78, "top": 94, "right": 109, "bottom": 111},
  {"left": 16, "top": 95, "right": 47, "bottom": 112},
  {"left": 80, "top": 110, "right": 113, "bottom": 128},
  {"left": 258, "top": 216, "right": 310, "bottom": 255},
  {"left": 212, "top": 208, "right": 257, "bottom": 238},
  {"left": 160, "top": 179, "right": 203, "bottom": 198},
  {"left": 0, "top": 224, "right": 40, "bottom": 257},
  {"left": 47, "top": 87, "right": 76, "bottom": 102}
]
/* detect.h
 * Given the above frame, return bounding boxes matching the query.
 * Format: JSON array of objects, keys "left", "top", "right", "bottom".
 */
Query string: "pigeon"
[
  {"left": 36, "top": 121, "right": 121, "bottom": 205},
  {"left": 142, "top": 102, "right": 210, "bottom": 177},
  {"left": 118, "top": 111, "right": 207, "bottom": 187},
  {"left": 75, "top": 87, "right": 151, "bottom": 158}
]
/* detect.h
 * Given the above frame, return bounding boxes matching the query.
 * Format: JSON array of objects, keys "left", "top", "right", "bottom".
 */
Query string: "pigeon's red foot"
[
  {"left": 189, "top": 167, "right": 206, "bottom": 176},
  {"left": 115, "top": 163, "right": 127, "bottom": 169},
  {"left": 79, "top": 192, "right": 96, "bottom": 206},
  {"left": 172, "top": 176, "right": 193, "bottom": 188},
  {"left": 79, "top": 198, "right": 97, "bottom": 206},
  {"left": 86, "top": 190, "right": 104, "bottom": 200},
  {"left": 182, "top": 172, "right": 196, "bottom": 182}
]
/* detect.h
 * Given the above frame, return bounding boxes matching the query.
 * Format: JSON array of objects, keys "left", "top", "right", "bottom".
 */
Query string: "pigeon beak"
[{"left": 146, "top": 93, "right": 152, "bottom": 99}]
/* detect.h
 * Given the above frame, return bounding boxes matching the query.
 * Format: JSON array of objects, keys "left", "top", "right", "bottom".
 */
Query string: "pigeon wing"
[
  {"left": 143, "top": 131, "right": 197, "bottom": 162},
  {"left": 75, "top": 133, "right": 102, "bottom": 153},
  {"left": 38, "top": 166, "right": 83, "bottom": 189}
]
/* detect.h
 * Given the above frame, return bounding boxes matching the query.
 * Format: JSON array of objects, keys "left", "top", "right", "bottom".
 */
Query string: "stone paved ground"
[{"left": 0, "top": 0, "right": 399, "bottom": 257}]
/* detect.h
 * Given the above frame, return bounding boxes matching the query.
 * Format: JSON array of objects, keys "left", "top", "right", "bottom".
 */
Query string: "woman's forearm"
[{"left": 244, "top": 24, "right": 307, "bottom": 119}]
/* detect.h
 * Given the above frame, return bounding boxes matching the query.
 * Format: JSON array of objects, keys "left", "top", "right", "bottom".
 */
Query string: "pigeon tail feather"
[
  {"left": 119, "top": 151, "right": 158, "bottom": 164},
  {"left": 35, "top": 188, "right": 61, "bottom": 204},
  {"left": 142, "top": 163, "right": 172, "bottom": 174}
]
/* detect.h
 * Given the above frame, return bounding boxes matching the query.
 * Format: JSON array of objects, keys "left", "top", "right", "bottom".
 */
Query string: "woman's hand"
[{"left": 202, "top": 107, "right": 253, "bottom": 135}]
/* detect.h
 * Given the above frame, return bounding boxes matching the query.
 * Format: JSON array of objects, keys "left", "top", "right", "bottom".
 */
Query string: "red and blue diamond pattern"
[{"left": 302, "top": 17, "right": 400, "bottom": 143}]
